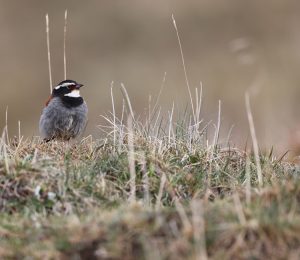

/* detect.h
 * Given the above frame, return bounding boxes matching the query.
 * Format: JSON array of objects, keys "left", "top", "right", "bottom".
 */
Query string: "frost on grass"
[{"left": 1, "top": 99, "right": 300, "bottom": 259}]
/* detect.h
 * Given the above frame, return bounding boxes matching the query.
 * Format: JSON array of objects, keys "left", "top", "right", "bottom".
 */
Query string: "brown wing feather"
[{"left": 45, "top": 95, "right": 53, "bottom": 106}]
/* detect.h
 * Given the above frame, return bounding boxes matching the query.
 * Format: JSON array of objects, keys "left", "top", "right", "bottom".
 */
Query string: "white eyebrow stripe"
[
  {"left": 62, "top": 82, "right": 76, "bottom": 87},
  {"left": 55, "top": 82, "right": 76, "bottom": 89},
  {"left": 64, "top": 90, "right": 81, "bottom": 97}
]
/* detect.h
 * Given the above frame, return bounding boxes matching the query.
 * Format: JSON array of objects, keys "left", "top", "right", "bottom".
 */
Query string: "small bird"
[{"left": 39, "top": 79, "right": 88, "bottom": 141}]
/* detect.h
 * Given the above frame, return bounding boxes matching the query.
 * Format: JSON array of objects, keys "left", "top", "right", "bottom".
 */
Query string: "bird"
[{"left": 39, "top": 79, "right": 88, "bottom": 142}]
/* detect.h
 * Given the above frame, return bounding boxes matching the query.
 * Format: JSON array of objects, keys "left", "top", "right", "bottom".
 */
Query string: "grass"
[{"left": 1, "top": 89, "right": 300, "bottom": 260}]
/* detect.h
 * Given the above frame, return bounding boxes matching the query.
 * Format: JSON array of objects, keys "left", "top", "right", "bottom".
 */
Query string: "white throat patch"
[{"left": 64, "top": 90, "right": 81, "bottom": 98}]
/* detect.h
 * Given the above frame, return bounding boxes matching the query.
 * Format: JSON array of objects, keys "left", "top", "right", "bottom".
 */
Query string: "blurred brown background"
[{"left": 1, "top": 0, "right": 300, "bottom": 152}]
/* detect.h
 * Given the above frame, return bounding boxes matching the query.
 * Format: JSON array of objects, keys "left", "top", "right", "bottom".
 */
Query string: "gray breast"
[{"left": 39, "top": 97, "right": 88, "bottom": 140}]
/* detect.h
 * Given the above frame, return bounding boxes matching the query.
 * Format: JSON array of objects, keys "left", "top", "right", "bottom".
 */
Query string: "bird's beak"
[{"left": 75, "top": 84, "right": 84, "bottom": 89}]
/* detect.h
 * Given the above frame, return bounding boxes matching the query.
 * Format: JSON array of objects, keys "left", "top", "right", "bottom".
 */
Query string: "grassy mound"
[{"left": 1, "top": 96, "right": 300, "bottom": 259}]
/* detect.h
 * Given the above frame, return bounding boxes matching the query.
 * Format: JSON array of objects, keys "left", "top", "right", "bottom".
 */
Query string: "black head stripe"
[{"left": 52, "top": 86, "right": 70, "bottom": 96}]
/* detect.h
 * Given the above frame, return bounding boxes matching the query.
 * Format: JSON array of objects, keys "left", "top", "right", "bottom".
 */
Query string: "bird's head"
[{"left": 52, "top": 80, "right": 84, "bottom": 98}]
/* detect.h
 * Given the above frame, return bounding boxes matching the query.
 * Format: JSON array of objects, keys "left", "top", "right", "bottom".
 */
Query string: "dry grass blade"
[
  {"left": 1, "top": 127, "right": 9, "bottom": 174},
  {"left": 172, "top": 14, "right": 195, "bottom": 123},
  {"left": 151, "top": 72, "right": 167, "bottom": 119},
  {"left": 127, "top": 115, "right": 136, "bottom": 203},
  {"left": 168, "top": 102, "right": 174, "bottom": 145},
  {"left": 63, "top": 9, "right": 68, "bottom": 80},
  {"left": 5, "top": 106, "right": 9, "bottom": 145},
  {"left": 213, "top": 100, "right": 221, "bottom": 149},
  {"left": 195, "top": 82, "right": 203, "bottom": 127},
  {"left": 245, "top": 92, "right": 263, "bottom": 187},
  {"left": 121, "top": 83, "right": 135, "bottom": 121},
  {"left": 140, "top": 152, "right": 150, "bottom": 206},
  {"left": 18, "top": 120, "right": 21, "bottom": 141},
  {"left": 45, "top": 14, "right": 53, "bottom": 93},
  {"left": 110, "top": 82, "right": 116, "bottom": 152}
]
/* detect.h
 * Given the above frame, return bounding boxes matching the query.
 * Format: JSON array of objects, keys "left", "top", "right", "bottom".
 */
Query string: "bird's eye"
[{"left": 67, "top": 85, "right": 76, "bottom": 90}]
